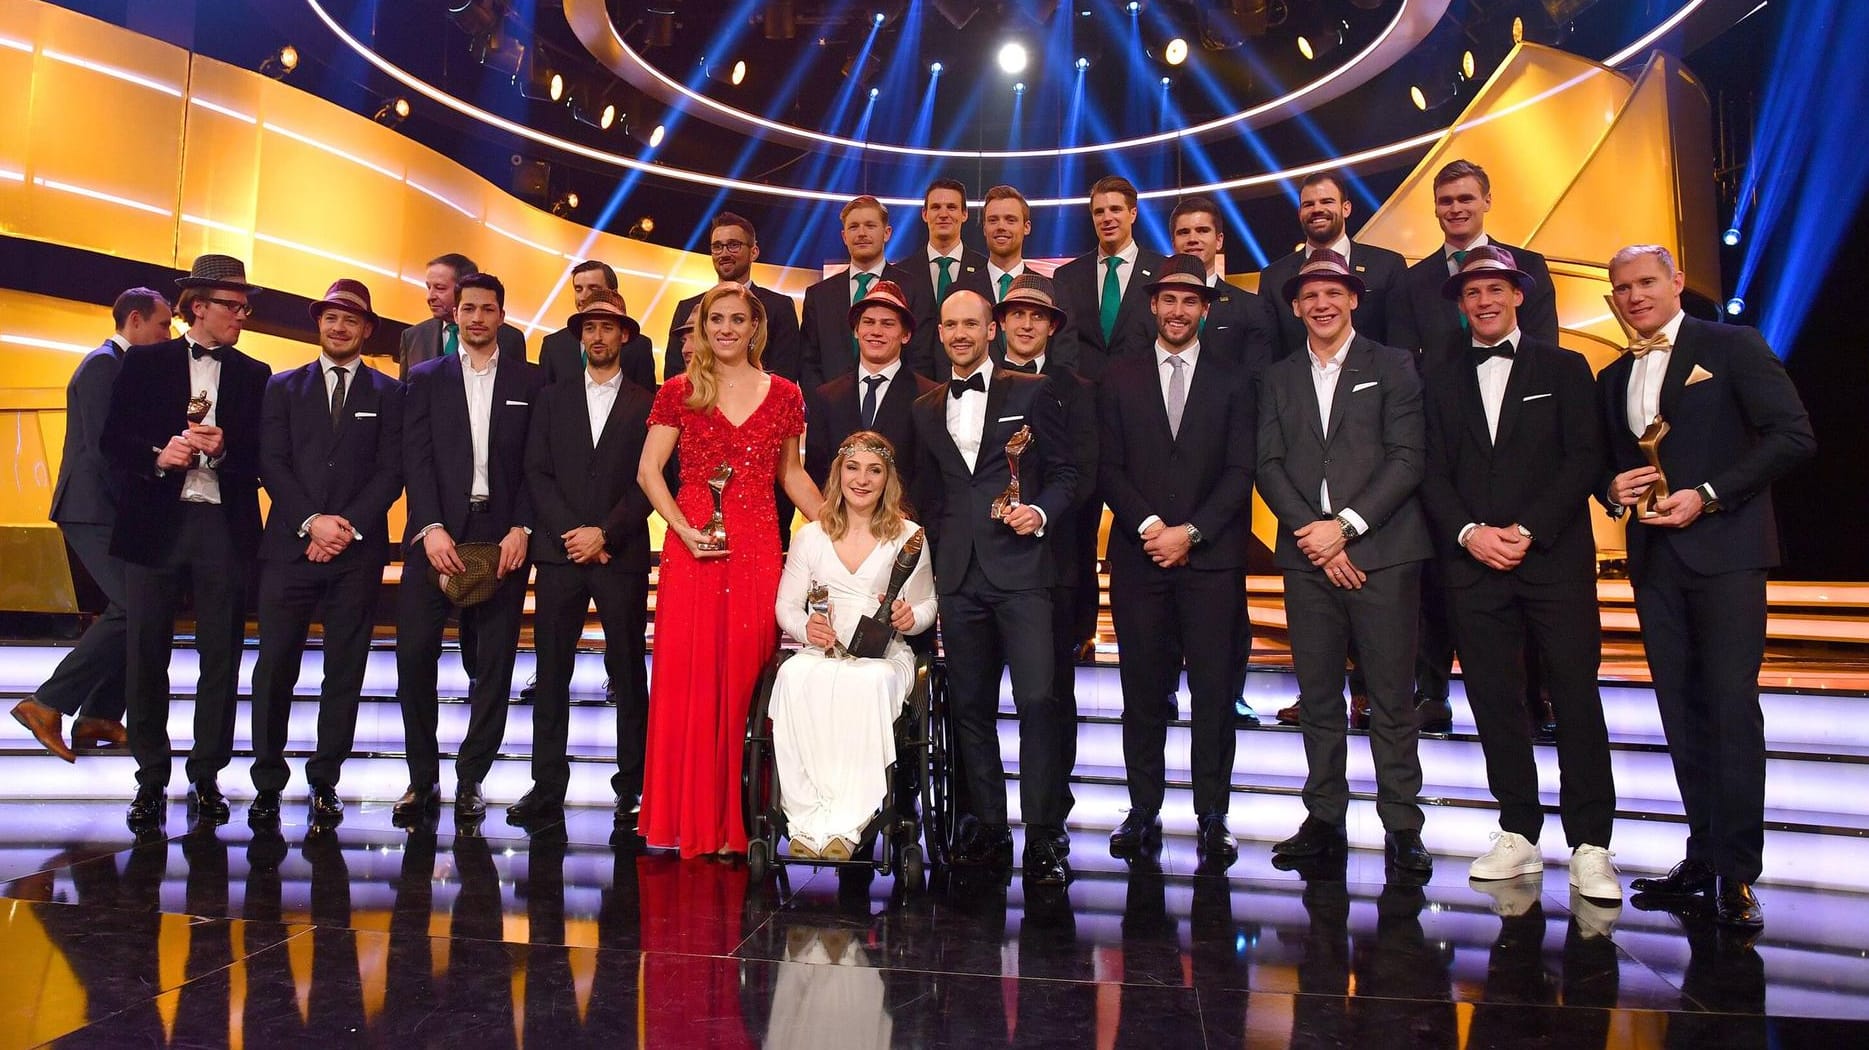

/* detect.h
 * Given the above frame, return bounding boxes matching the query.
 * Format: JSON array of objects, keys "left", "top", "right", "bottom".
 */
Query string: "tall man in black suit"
[
  {"left": 1600, "top": 245, "right": 1814, "bottom": 928},
  {"left": 248, "top": 279, "right": 404, "bottom": 828},
  {"left": 1256, "top": 249, "right": 1433, "bottom": 876},
  {"left": 102, "top": 255, "right": 272, "bottom": 829},
  {"left": 399, "top": 252, "right": 528, "bottom": 372},
  {"left": 803, "top": 280, "right": 938, "bottom": 489},
  {"left": 1168, "top": 196, "right": 1277, "bottom": 378},
  {"left": 666, "top": 212, "right": 802, "bottom": 382},
  {"left": 912, "top": 290, "right": 1079, "bottom": 885},
  {"left": 801, "top": 196, "right": 931, "bottom": 388},
  {"left": 394, "top": 273, "right": 545, "bottom": 825},
  {"left": 1053, "top": 176, "right": 1170, "bottom": 382},
  {"left": 1097, "top": 256, "right": 1257, "bottom": 867},
  {"left": 895, "top": 178, "right": 994, "bottom": 376},
  {"left": 12, "top": 288, "right": 170, "bottom": 761},
  {"left": 539, "top": 260, "right": 658, "bottom": 391},
  {"left": 1259, "top": 170, "right": 1407, "bottom": 361},
  {"left": 1418, "top": 248, "right": 1619, "bottom": 901},
  {"left": 511, "top": 289, "right": 654, "bottom": 829}
]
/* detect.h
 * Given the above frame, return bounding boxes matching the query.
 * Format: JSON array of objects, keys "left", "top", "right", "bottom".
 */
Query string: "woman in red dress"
[{"left": 637, "top": 282, "right": 823, "bottom": 857}]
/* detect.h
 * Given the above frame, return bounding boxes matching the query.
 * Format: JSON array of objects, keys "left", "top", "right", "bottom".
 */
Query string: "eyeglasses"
[
  {"left": 708, "top": 240, "right": 749, "bottom": 255},
  {"left": 205, "top": 297, "right": 254, "bottom": 318}
]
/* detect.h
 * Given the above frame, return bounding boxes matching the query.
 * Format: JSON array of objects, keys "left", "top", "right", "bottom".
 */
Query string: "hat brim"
[
  {"left": 991, "top": 298, "right": 1068, "bottom": 330},
  {"left": 433, "top": 542, "right": 504, "bottom": 607},
  {"left": 1440, "top": 267, "right": 1532, "bottom": 301},
  {"left": 1142, "top": 277, "right": 1223, "bottom": 302},
  {"left": 308, "top": 299, "right": 379, "bottom": 325},
  {"left": 566, "top": 311, "right": 643, "bottom": 343},
  {"left": 1281, "top": 270, "right": 1366, "bottom": 304},
  {"left": 847, "top": 299, "right": 916, "bottom": 337},
  {"left": 177, "top": 276, "right": 263, "bottom": 294}
]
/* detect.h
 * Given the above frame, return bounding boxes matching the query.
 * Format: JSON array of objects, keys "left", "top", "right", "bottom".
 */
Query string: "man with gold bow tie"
[{"left": 1596, "top": 244, "right": 1815, "bottom": 929}]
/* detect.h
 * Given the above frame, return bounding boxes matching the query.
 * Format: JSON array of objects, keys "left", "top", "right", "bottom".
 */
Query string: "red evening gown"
[{"left": 639, "top": 374, "right": 804, "bottom": 857}]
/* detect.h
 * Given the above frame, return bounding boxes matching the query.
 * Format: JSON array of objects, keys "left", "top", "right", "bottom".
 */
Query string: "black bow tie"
[
  {"left": 1003, "top": 360, "right": 1039, "bottom": 374},
  {"left": 190, "top": 344, "right": 222, "bottom": 362},
  {"left": 949, "top": 373, "right": 985, "bottom": 399},
  {"left": 1471, "top": 340, "right": 1515, "bottom": 362}
]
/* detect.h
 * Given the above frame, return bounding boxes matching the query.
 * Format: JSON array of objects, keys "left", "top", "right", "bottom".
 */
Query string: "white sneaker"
[
  {"left": 1469, "top": 830, "right": 1544, "bottom": 880},
  {"left": 1570, "top": 844, "right": 1622, "bottom": 901}
]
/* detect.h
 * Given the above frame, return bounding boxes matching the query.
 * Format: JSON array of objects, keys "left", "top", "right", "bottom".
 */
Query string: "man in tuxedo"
[
  {"left": 894, "top": 178, "right": 993, "bottom": 375},
  {"left": 912, "top": 290, "right": 1078, "bottom": 884},
  {"left": 394, "top": 272, "right": 545, "bottom": 825},
  {"left": 1260, "top": 170, "right": 1407, "bottom": 361},
  {"left": 512, "top": 289, "right": 654, "bottom": 829},
  {"left": 1599, "top": 245, "right": 1814, "bottom": 928},
  {"left": 801, "top": 196, "right": 931, "bottom": 388},
  {"left": 1053, "top": 176, "right": 1171, "bottom": 382},
  {"left": 803, "top": 280, "right": 938, "bottom": 489},
  {"left": 666, "top": 212, "right": 801, "bottom": 382},
  {"left": 539, "top": 260, "right": 657, "bottom": 391},
  {"left": 1168, "top": 196, "right": 1276, "bottom": 377},
  {"left": 1417, "top": 248, "right": 1619, "bottom": 900},
  {"left": 1256, "top": 249, "right": 1433, "bottom": 876},
  {"left": 12, "top": 288, "right": 169, "bottom": 761},
  {"left": 101, "top": 254, "right": 272, "bottom": 830},
  {"left": 1097, "top": 256, "right": 1257, "bottom": 867},
  {"left": 248, "top": 279, "right": 404, "bottom": 828},
  {"left": 399, "top": 252, "right": 527, "bottom": 372},
  {"left": 982, "top": 185, "right": 1036, "bottom": 301}
]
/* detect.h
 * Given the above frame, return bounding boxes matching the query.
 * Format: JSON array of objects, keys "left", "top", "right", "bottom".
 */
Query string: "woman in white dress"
[{"left": 771, "top": 431, "right": 936, "bottom": 861}]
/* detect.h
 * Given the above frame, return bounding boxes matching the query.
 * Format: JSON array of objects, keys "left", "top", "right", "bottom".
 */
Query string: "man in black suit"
[
  {"left": 1097, "top": 256, "right": 1257, "bottom": 867},
  {"left": 12, "top": 288, "right": 170, "bottom": 761},
  {"left": 1052, "top": 176, "right": 1171, "bottom": 382},
  {"left": 539, "top": 260, "right": 657, "bottom": 391},
  {"left": 1599, "top": 245, "right": 1814, "bottom": 928},
  {"left": 511, "top": 289, "right": 654, "bottom": 829},
  {"left": 912, "top": 290, "right": 1078, "bottom": 884},
  {"left": 1418, "top": 248, "right": 1619, "bottom": 900},
  {"left": 803, "top": 280, "right": 938, "bottom": 489},
  {"left": 248, "top": 279, "right": 404, "bottom": 828},
  {"left": 1256, "top": 249, "right": 1433, "bottom": 876},
  {"left": 394, "top": 272, "right": 545, "bottom": 825},
  {"left": 894, "top": 178, "right": 994, "bottom": 376},
  {"left": 665, "top": 212, "right": 802, "bottom": 382},
  {"left": 1167, "top": 196, "right": 1276, "bottom": 378},
  {"left": 102, "top": 255, "right": 272, "bottom": 830},
  {"left": 801, "top": 196, "right": 931, "bottom": 388},
  {"left": 399, "top": 252, "right": 528, "bottom": 372},
  {"left": 1259, "top": 170, "right": 1407, "bottom": 361}
]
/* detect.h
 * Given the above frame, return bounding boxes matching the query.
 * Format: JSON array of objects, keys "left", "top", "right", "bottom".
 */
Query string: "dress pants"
[
  {"left": 37, "top": 522, "right": 129, "bottom": 719},
  {"left": 1447, "top": 573, "right": 1615, "bottom": 847},
  {"left": 123, "top": 502, "right": 249, "bottom": 789},
  {"left": 1047, "top": 581, "right": 1081, "bottom": 822},
  {"left": 395, "top": 513, "right": 529, "bottom": 788},
  {"left": 249, "top": 553, "right": 384, "bottom": 792},
  {"left": 1285, "top": 562, "right": 1425, "bottom": 832},
  {"left": 1634, "top": 540, "right": 1769, "bottom": 883},
  {"left": 530, "top": 560, "right": 650, "bottom": 800}
]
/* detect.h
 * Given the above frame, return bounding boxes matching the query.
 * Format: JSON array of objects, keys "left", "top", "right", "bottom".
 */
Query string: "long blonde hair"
[
  {"left": 684, "top": 282, "right": 768, "bottom": 411},
  {"left": 817, "top": 430, "right": 907, "bottom": 543}
]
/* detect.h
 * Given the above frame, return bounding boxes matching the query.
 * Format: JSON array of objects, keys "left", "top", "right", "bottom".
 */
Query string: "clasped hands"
[
  {"left": 156, "top": 422, "right": 224, "bottom": 470},
  {"left": 1140, "top": 520, "right": 1192, "bottom": 568},
  {"left": 1295, "top": 518, "right": 1365, "bottom": 590}
]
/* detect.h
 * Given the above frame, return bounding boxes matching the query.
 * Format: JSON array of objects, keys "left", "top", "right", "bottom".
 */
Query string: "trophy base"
[{"left": 989, "top": 500, "right": 1019, "bottom": 522}]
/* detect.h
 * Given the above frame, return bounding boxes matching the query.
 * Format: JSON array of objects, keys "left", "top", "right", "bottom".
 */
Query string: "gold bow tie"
[{"left": 1625, "top": 333, "right": 1672, "bottom": 358}]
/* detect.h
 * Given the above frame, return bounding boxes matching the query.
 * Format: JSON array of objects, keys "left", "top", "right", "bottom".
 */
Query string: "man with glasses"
[
  {"left": 667, "top": 213, "right": 801, "bottom": 382},
  {"left": 400, "top": 252, "right": 528, "bottom": 372},
  {"left": 540, "top": 260, "right": 657, "bottom": 392}
]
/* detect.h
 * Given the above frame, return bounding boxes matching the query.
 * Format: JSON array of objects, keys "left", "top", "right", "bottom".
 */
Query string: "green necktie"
[
  {"left": 1100, "top": 256, "right": 1123, "bottom": 341},
  {"left": 850, "top": 272, "right": 877, "bottom": 357},
  {"left": 442, "top": 322, "right": 459, "bottom": 356},
  {"left": 997, "top": 271, "right": 1014, "bottom": 302},
  {"left": 936, "top": 257, "right": 955, "bottom": 302},
  {"left": 1453, "top": 249, "right": 1471, "bottom": 330}
]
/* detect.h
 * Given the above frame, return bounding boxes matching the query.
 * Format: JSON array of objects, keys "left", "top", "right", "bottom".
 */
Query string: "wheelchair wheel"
[
  {"left": 898, "top": 842, "right": 925, "bottom": 891},
  {"left": 746, "top": 836, "right": 771, "bottom": 880},
  {"left": 922, "top": 663, "right": 953, "bottom": 866},
  {"left": 742, "top": 650, "right": 794, "bottom": 850}
]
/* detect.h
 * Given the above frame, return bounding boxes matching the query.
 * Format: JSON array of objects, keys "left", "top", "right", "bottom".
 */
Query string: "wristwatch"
[
  {"left": 1184, "top": 523, "right": 1204, "bottom": 545},
  {"left": 1335, "top": 514, "right": 1358, "bottom": 541},
  {"left": 1694, "top": 483, "right": 1720, "bottom": 512}
]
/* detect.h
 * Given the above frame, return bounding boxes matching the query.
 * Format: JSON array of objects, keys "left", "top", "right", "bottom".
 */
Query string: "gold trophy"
[
  {"left": 1636, "top": 416, "right": 1672, "bottom": 518},
  {"left": 989, "top": 425, "right": 1033, "bottom": 521},
  {"left": 696, "top": 463, "right": 733, "bottom": 551},
  {"left": 185, "top": 389, "right": 213, "bottom": 424}
]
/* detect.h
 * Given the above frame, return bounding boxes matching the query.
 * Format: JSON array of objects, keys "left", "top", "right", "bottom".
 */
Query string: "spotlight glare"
[
  {"left": 1512, "top": 16, "right": 1525, "bottom": 44},
  {"left": 549, "top": 72, "right": 564, "bottom": 102},
  {"left": 930, "top": 61, "right": 944, "bottom": 74},
  {"left": 1126, "top": 1, "right": 1139, "bottom": 13},
  {"left": 1723, "top": 227, "right": 1742, "bottom": 246},
  {"left": 600, "top": 102, "right": 616, "bottom": 130},
  {"left": 1725, "top": 296, "right": 1745, "bottom": 315},
  {"left": 1013, "top": 81, "right": 1026, "bottom": 95},
  {"left": 1165, "top": 37, "right": 1188, "bottom": 66},
  {"left": 1074, "top": 56, "right": 1089, "bottom": 71},
  {"left": 566, "top": 191, "right": 579, "bottom": 209},
  {"left": 869, "top": 86, "right": 879, "bottom": 99},
  {"left": 648, "top": 123, "right": 665, "bottom": 148},
  {"left": 997, "top": 42, "right": 1028, "bottom": 74},
  {"left": 1160, "top": 76, "right": 1170, "bottom": 87},
  {"left": 1298, "top": 36, "right": 1315, "bottom": 60},
  {"left": 731, "top": 59, "right": 746, "bottom": 85},
  {"left": 1461, "top": 50, "right": 1476, "bottom": 80},
  {"left": 1411, "top": 85, "right": 1427, "bottom": 110},
  {"left": 873, "top": 11, "right": 885, "bottom": 24}
]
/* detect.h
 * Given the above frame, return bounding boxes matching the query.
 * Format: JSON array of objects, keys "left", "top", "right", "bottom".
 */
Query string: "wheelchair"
[{"left": 741, "top": 646, "right": 952, "bottom": 886}]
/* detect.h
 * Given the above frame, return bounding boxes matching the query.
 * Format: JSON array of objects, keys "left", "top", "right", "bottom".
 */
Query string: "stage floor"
[{"left": 0, "top": 801, "right": 1865, "bottom": 1048}]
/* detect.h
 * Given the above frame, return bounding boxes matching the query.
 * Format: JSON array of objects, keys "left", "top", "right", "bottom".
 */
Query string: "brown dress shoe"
[
  {"left": 1275, "top": 702, "right": 1302, "bottom": 726},
  {"left": 1350, "top": 691, "right": 1372, "bottom": 731},
  {"left": 10, "top": 697, "right": 75, "bottom": 763},
  {"left": 72, "top": 717, "right": 128, "bottom": 749}
]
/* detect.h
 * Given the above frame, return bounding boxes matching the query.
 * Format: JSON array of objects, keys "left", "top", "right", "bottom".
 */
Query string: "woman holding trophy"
[{"left": 637, "top": 282, "right": 822, "bottom": 857}]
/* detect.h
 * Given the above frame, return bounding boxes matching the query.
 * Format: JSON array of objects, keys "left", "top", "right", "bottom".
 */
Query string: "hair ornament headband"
[{"left": 837, "top": 441, "right": 895, "bottom": 465}]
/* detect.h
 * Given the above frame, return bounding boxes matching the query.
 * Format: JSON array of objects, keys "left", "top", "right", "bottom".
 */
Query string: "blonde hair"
[
  {"left": 817, "top": 430, "right": 907, "bottom": 543},
  {"left": 684, "top": 282, "right": 768, "bottom": 411}
]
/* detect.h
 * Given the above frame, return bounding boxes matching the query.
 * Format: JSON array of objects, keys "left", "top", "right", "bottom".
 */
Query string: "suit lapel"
[
  {"left": 440, "top": 356, "right": 471, "bottom": 457},
  {"left": 919, "top": 393, "right": 968, "bottom": 476},
  {"left": 1114, "top": 254, "right": 1157, "bottom": 337},
  {"left": 1493, "top": 348, "right": 1536, "bottom": 449},
  {"left": 1323, "top": 341, "right": 1366, "bottom": 442},
  {"left": 1290, "top": 353, "right": 1327, "bottom": 445},
  {"left": 1177, "top": 353, "right": 1227, "bottom": 446},
  {"left": 1658, "top": 319, "right": 1700, "bottom": 422},
  {"left": 300, "top": 361, "right": 339, "bottom": 448},
  {"left": 975, "top": 375, "right": 1011, "bottom": 476},
  {"left": 1456, "top": 357, "right": 1490, "bottom": 452}
]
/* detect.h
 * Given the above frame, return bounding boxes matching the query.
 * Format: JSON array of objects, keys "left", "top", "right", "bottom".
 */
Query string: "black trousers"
[
  {"left": 38, "top": 522, "right": 129, "bottom": 719},
  {"left": 1110, "top": 561, "right": 1245, "bottom": 816},
  {"left": 248, "top": 553, "right": 384, "bottom": 793},
  {"left": 1047, "top": 581, "right": 1082, "bottom": 823},
  {"left": 1285, "top": 562, "right": 1425, "bottom": 832},
  {"left": 395, "top": 513, "right": 529, "bottom": 787},
  {"left": 123, "top": 503, "right": 249, "bottom": 789},
  {"left": 530, "top": 560, "right": 649, "bottom": 800},
  {"left": 1447, "top": 572, "right": 1616, "bottom": 847},
  {"left": 939, "top": 561, "right": 1068, "bottom": 830},
  {"left": 1634, "top": 540, "right": 1769, "bottom": 882}
]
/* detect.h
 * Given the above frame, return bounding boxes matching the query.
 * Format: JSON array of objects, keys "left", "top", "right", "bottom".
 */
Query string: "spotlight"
[
  {"left": 1013, "top": 81, "right": 1026, "bottom": 94},
  {"left": 869, "top": 87, "right": 880, "bottom": 99},
  {"left": 997, "top": 42, "right": 1028, "bottom": 74},
  {"left": 1074, "top": 56, "right": 1089, "bottom": 71},
  {"left": 1725, "top": 297, "right": 1745, "bottom": 315},
  {"left": 874, "top": 11, "right": 886, "bottom": 24},
  {"left": 1126, "top": 1, "right": 1140, "bottom": 13},
  {"left": 626, "top": 216, "right": 656, "bottom": 240},
  {"left": 705, "top": 59, "right": 747, "bottom": 87},
  {"left": 259, "top": 44, "right": 298, "bottom": 79},
  {"left": 372, "top": 97, "right": 410, "bottom": 126},
  {"left": 571, "top": 84, "right": 617, "bottom": 130},
  {"left": 625, "top": 120, "right": 667, "bottom": 150},
  {"left": 550, "top": 191, "right": 578, "bottom": 217},
  {"left": 520, "top": 53, "right": 565, "bottom": 102},
  {"left": 930, "top": 61, "right": 944, "bottom": 74},
  {"left": 646, "top": 7, "right": 676, "bottom": 48},
  {"left": 473, "top": 32, "right": 525, "bottom": 78},
  {"left": 1461, "top": 49, "right": 1476, "bottom": 80},
  {"left": 1411, "top": 78, "right": 1456, "bottom": 111},
  {"left": 1723, "top": 227, "right": 1742, "bottom": 246},
  {"left": 1160, "top": 76, "right": 1170, "bottom": 87},
  {"left": 1297, "top": 19, "right": 1346, "bottom": 61},
  {"left": 1164, "top": 37, "right": 1188, "bottom": 66}
]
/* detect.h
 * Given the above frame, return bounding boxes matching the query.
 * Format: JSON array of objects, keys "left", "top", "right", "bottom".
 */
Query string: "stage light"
[
  {"left": 1512, "top": 16, "right": 1525, "bottom": 43},
  {"left": 1411, "top": 78, "right": 1456, "bottom": 111},
  {"left": 626, "top": 216, "right": 656, "bottom": 239},
  {"left": 997, "top": 42, "right": 1028, "bottom": 74},
  {"left": 705, "top": 58, "right": 747, "bottom": 88},
  {"left": 1726, "top": 297, "right": 1746, "bottom": 315},
  {"left": 1724, "top": 227, "right": 1742, "bottom": 246},
  {"left": 646, "top": 7, "right": 676, "bottom": 48},
  {"left": 1160, "top": 76, "right": 1171, "bottom": 87},
  {"left": 570, "top": 84, "right": 617, "bottom": 130},
  {"left": 520, "top": 54, "right": 564, "bottom": 102},
  {"left": 731, "top": 60, "right": 746, "bottom": 85},
  {"left": 869, "top": 86, "right": 880, "bottom": 98},
  {"left": 473, "top": 32, "right": 524, "bottom": 79},
  {"left": 1075, "top": 56, "right": 1089, "bottom": 71},
  {"left": 1461, "top": 50, "right": 1476, "bottom": 80},
  {"left": 1164, "top": 37, "right": 1188, "bottom": 66},
  {"left": 372, "top": 97, "right": 410, "bottom": 126},
  {"left": 1014, "top": 81, "right": 1026, "bottom": 94},
  {"left": 550, "top": 190, "right": 578, "bottom": 216},
  {"left": 447, "top": 0, "right": 505, "bottom": 37},
  {"left": 259, "top": 45, "right": 298, "bottom": 79},
  {"left": 1297, "top": 18, "right": 1346, "bottom": 61},
  {"left": 1126, "top": 2, "right": 1140, "bottom": 13},
  {"left": 873, "top": 11, "right": 886, "bottom": 25},
  {"left": 930, "top": 61, "right": 943, "bottom": 74}
]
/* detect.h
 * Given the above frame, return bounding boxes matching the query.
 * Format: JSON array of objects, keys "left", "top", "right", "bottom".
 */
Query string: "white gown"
[{"left": 771, "top": 520, "right": 937, "bottom": 848}]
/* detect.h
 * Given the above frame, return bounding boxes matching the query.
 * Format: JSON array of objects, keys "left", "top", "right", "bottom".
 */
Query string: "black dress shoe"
[
  {"left": 1108, "top": 810, "right": 1163, "bottom": 859},
  {"left": 1196, "top": 814, "right": 1239, "bottom": 864},
  {"left": 1415, "top": 694, "right": 1454, "bottom": 734},
  {"left": 1630, "top": 858, "right": 1717, "bottom": 897},
  {"left": 517, "top": 675, "right": 536, "bottom": 705},
  {"left": 614, "top": 792, "right": 642, "bottom": 828},
  {"left": 1385, "top": 829, "right": 1433, "bottom": 874},
  {"left": 309, "top": 784, "right": 345, "bottom": 824},
  {"left": 125, "top": 785, "right": 165, "bottom": 829},
  {"left": 1233, "top": 698, "right": 1261, "bottom": 726},
  {"left": 392, "top": 784, "right": 440, "bottom": 825},
  {"left": 248, "top": 789, "right": 282, "bottom": 825},
  {"left": 506, "top": 788, "right": 564, "bottom": 825},
  {"left": 1273, "top": 816, "right": 1348, "bottom": 857},
  {"left": 187, "top": 780, "right": 230, "bottom": 824},
  {"left": 1037, "top": 824, "right": 1071, "bottom": 856},
  {"left": 1715, "top": 878, "right": 1764, "bottom": 928},
  {"left": 1022, "top": 838, "right": 1071, "bottom": 886},
  {"left": 455, "top": 781, "right": 487, "bottom": 819},
  {"left": 950, "top": 823, "right": 1014, "bottom": 869}
]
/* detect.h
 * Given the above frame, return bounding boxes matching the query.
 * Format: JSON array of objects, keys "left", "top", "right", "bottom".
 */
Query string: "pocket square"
[
  {"left": 996, "top": 415, "right": 1024, "bottom": 423},
  {"left": 353, "top": 411, "right": 379, "bottom": 418},
  {"left": 1352, "top": 381, "right": 1378, "bottom": 393},
  {"left": 1521, "top": 393, "right": 1552, "bottom": 402},
  {"left": 504, "top": 399, "right": 529, "bottom": 406},
  {"left": 1686, "top": 365, "right": 1714, "bottom": 387}
]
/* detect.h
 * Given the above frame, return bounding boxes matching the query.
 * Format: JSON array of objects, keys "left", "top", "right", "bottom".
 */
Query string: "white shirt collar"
[
  {"left": 1475, "top": 326, "right": 1522, "bottom": 350},
  {"left": 987, "top": 260, "right": 1024, "bottom": 283},
  {"left": 1326, "top": 232, "right": 1353, "bottom": 259},
  {"left": 858, "top": 358, "right": 903, "bottom": 382},
  {"left": 464, "top": 348, "right": 499, "bottom": 375},
  {"left": 1308, "top": 329, "right": 1357, "bottom": 370},
  {"left": 927, "top": 242, "right": 963, "bottom": 263},
  {"left": 1098, "top": 240, "right": 1139, "bottom": 266},
  {"left": 850, "top": 261, "right": 886, "bottom": 279},
  {"left": 319, "top": 352, "right": 358, "bottom": 373},
  {"left": 1444, "top": 233, "right": 1492, "bottom": 259},
  {"left": 952, "top": 358, "right": 995, "bottom": 391},
  {"left": 1156, "top": 340, "right": 1202, "bottom": 368},
  {"left": 1652, "top": 309, "right": 1688, "bottom": 347},
  {"left": 109, "top": 333, "right": 131, "bottom": 352},
  {"left": 584, "top": 368, "right": 623, "bottom": 392}
]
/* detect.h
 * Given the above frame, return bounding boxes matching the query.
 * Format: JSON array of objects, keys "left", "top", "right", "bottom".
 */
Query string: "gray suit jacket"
[
  {"left": 50, "top": 338, "right": 124, "bottom": 526},
  {"left": 399, "top": 315, "right": 529, "bottom": 374}
]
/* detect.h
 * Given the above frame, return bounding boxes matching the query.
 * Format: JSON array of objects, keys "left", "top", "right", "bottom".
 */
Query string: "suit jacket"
[
  {"left": 1203, "top": 282, "right": 1278, "bottom": 381},
  {"left": 1419, "top": 339, "right": 1601, "bottom": 588},
  {"left": 911, "top": 369, "right": 1078, "bottom": 594},
  {"left": 100, "top": 338, "right": 272, "bottom": 565},
  {"left": 399, "top": 316, "right": 529, "bottom": 373},
  {"left": 894, "top": 246, "right": 994, "bottom": 380},
  {"left": 1595, "top": 315, "right": 1815, "bottom": 579},
  {"left": 258, "top": 360, "right": 405, "bottom": 564},
  {"left": 525, "top": 374, "right": 654, "bottom": 572},
  {"left": 1260, "top": 241, "right": 1408, "bottom": 361},
  {"left": 1099, "top": 348, "right": 1256, "bottom": 574},
  {"left": 801, "top": 266, "right": 932, "bottom": 390},
  {"left": 1035, "top": 357, "right": 1100, "bottom": 586},
  {"left": 539, "top": 326, "right": 658, "bottom": 392},
  {"left": 1388, "top": 240, "right": 1558, "bottom": 374},
  {"left": 803, "top": 367, "right": 940, "bottom": 493},
  {"left": 50, "top": 339, "right": 124, "bottom": 527},
  {"left": 665, "top": 283, "right": 803, "bottom": 383},
  {"left": 1051, "top": 247, "right": 1171, "bottom": 383},
  {"left": 402, "top": 352, "right": 545, "bottom": 546},
  {"left": 1256, "top": 336, "right": 1431, "bottom": 573}
]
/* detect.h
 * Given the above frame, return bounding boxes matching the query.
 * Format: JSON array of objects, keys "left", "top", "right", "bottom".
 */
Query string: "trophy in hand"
[
  {"left": 696, "top": 463, "right": 733, "bottom": 551},
  {"left": 847, "top": 529, "right": 924, "bottom": 659},
  {"left": 1636, "top": 416, "right": 1672, "bottom": 518},
  {"left": 805, "top": 580, "right": 845, "bottom": 658},
  {"left": 185, "top": 389, "right": 213, "bottom": 424},
  {"left": 989, "top": 425, "right": 1033, "bottom": 521}
]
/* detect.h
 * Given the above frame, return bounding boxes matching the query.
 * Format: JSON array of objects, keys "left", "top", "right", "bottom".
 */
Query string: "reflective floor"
[{"left": 0, "top": 803, "right": 1865, "bottom": 1047}]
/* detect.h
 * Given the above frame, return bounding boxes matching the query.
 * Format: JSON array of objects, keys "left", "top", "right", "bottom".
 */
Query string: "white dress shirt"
[
  {"left": 1306, "top": 331, "right": 1369, "bottom": 535},
  {"left": 180, "top": 339, "right": 223, "bottom": 505},
  {"left": 109, "top": 333, "right": 131, "bottom": 353},
  {"left": 1137, "top": 341, "right": 1202, "bottom": 536},
  {"left": 926, "top": 243, "right": 964, "bottom": 296},
  {"left": 1444, "top": 233, "right": 1494, "bottom": 275},
  {"left": 987, "top": 260, "right": 1026, "bottom": 299},
  {"left": 1626, "top": 308, "right": 1687, "bottom": 438},
  {"left": 1456, "top": 326, "right": 1521, "bottom": 547},
  {"left": 945, "top": 360, "right": 994, "bottom": 473},
  {"left": 585, "top": 367, "right": 622, "bottom": 446},
  {"left": 848, "top": 263, "right": 886, "bottom": 303},
  {"left": 855, "top": 357, "right": 903, "bottom": 412},
  {"left": 463, "top": 349, "right": 499, "bottom": 500},
  {"left": 1096, "top": 240, "right": 1140, "bottom": 313}
]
